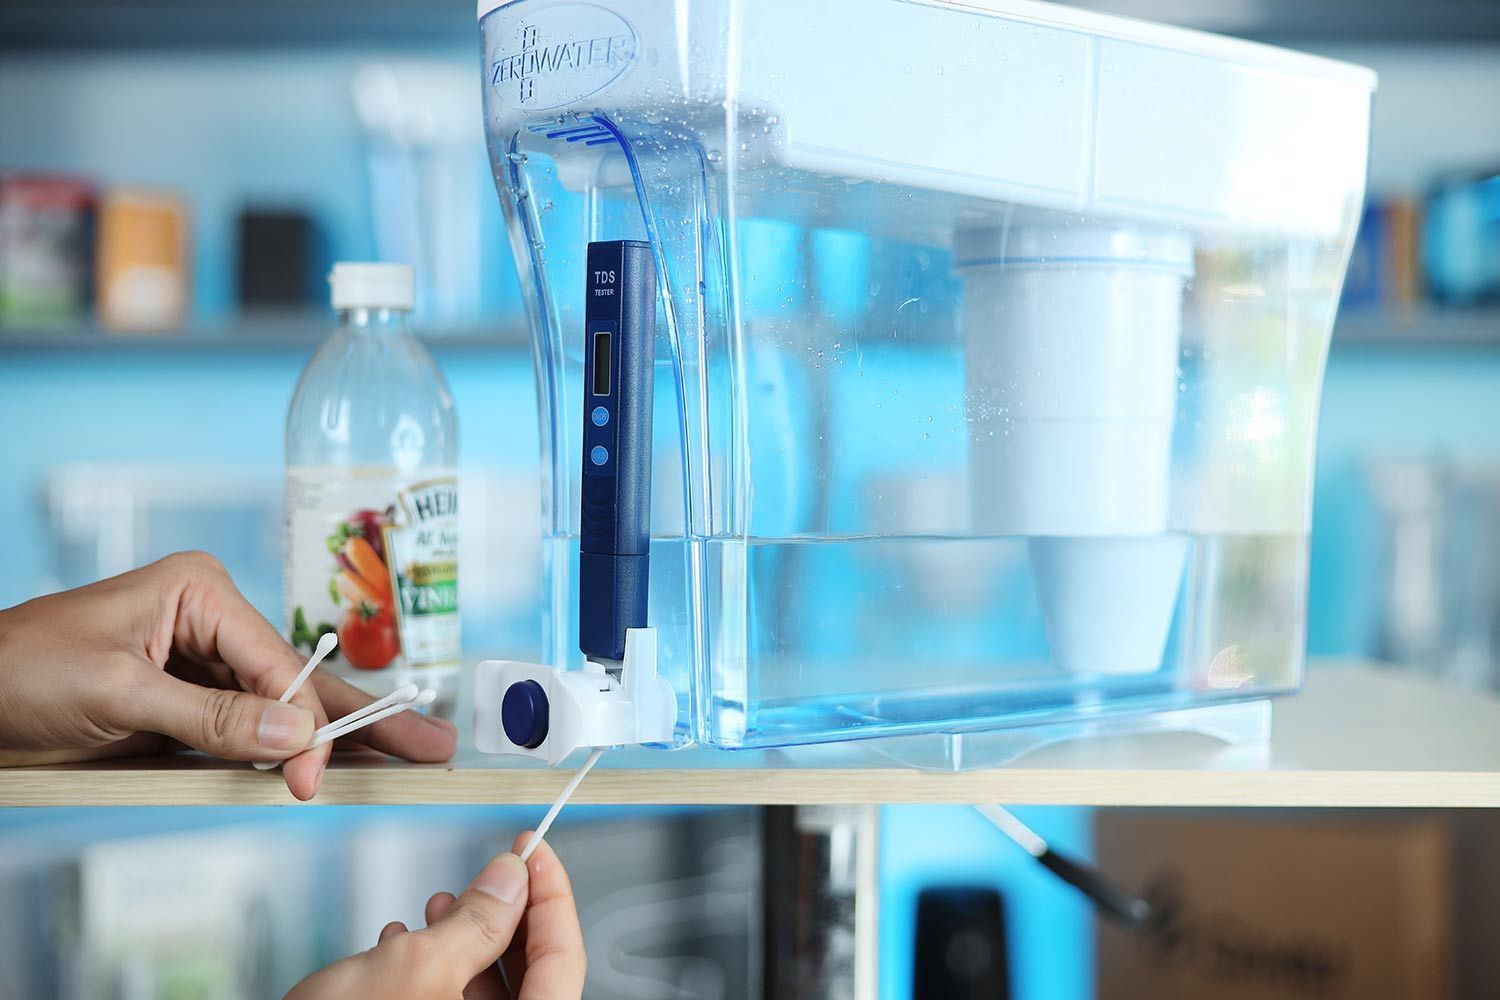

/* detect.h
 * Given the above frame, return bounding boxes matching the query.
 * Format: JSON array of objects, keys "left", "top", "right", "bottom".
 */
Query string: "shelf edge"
[{"left": 6, "top": 767, "right": 1500, "bottom": 808}]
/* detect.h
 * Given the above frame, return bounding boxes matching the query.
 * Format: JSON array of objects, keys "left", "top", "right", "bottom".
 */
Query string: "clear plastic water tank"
[{"left": 477, "top": 0, "right": 1375, "bottom": 759}]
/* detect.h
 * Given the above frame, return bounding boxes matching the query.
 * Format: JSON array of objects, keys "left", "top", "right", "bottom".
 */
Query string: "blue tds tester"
[
  {"left": 578, "top": 239, "right": 656, "bottom": 663},
  {"left": 484, "top": 242, "right": 669, "bottom": 815}
]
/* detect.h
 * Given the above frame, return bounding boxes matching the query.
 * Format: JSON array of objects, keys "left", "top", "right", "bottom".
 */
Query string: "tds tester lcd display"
[{"left": 592, "top": 331, "right": 611, "bottom": 395}]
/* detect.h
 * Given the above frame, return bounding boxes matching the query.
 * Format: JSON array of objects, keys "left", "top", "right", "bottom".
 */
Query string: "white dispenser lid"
[{"left": 329, "top": 262, "right": 414, "bottom": 311}]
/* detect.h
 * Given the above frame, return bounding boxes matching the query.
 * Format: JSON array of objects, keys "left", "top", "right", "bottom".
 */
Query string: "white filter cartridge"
[
  {"left": 960, "top": 224, "right": 1193, "bottom": 675},
  {"left": 1030, "top": 535, "right": 1190, "bottom": 675}
]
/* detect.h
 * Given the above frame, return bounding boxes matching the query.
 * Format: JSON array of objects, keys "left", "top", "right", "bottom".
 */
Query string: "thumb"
[
  {"left": 416, "top": 853, "right": 530, "bottom": 981},
  {"left": 125, "top": 670, "right": 316, "bottom": 760}
]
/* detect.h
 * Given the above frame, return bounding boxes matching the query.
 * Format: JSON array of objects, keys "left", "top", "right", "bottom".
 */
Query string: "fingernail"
[
  {"left": 258, "top": 703, "right": 315, "bottom": 750},
  {"left": 471, "top": 853, "right": 528, "bottom": 905}
]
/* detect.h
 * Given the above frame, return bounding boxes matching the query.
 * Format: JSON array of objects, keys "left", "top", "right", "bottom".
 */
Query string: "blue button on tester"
[{"left": 501, "top": 679, "right": 550, "bottom": 749}]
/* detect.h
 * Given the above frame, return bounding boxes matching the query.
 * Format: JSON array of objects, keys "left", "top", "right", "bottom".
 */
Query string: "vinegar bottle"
[{"left": 284, "top": 263, "right": 460, "bottom": 719}]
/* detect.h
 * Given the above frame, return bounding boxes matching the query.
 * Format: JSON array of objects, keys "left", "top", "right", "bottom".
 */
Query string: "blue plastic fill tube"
[{"left": 578, "top": 239, "right": 656, "bottom": 663}]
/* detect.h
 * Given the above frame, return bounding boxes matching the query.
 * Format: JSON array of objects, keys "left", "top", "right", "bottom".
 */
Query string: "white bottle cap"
[{"left": 328, "top": 262, "right": 415, "bottom": 311}]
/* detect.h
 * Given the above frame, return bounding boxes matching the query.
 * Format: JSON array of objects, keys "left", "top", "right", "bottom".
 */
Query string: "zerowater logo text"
[{"left": 487, "top": 3, "right": 637, "bottom": 111}]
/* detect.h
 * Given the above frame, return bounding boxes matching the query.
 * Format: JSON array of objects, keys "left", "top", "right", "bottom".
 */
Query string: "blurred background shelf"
[
  {"left": 1334, "top": 308, "right": 1500, "bottom": 346},
  {"left": 0, "top": 318, "right": 528, "bottom": 352},
  {"left": 0, "top": 0, "right": 476, "bottom": 50},
  {"left": 5, "top": 663, "right": 1500, "bottom": 808},
  {"left": 5, "top": 309, "right": 1499, "bottom": 352}
]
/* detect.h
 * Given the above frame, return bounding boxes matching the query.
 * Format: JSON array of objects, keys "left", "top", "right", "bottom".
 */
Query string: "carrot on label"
[
  {"left": 343, "top": 536, "right": 393, "bottom": 599},
  {"left": 337, "top": 570, "right": 383, "bottom": 609}
]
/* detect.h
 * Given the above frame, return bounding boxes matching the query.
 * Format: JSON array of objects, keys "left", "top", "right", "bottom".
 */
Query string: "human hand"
[
  {"left": 0, "top": 551, "right": 457, "bottom": 799},
  {"left": 287, "top": 834, "right": 586, "bottom": 1000}
]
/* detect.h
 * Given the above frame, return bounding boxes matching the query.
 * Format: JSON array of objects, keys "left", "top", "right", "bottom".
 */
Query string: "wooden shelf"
[{"left": 3, "top": 664, "right": 1498, "bottom": 808}]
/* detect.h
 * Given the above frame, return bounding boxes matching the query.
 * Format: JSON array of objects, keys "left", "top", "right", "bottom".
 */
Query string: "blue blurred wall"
[{"left": 1309, "top": 347, "right": 1500, "bottom": 654}]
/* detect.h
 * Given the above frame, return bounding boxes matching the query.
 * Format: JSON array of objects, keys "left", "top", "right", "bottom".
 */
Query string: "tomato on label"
[{"left": 340, "top": 602, "right": 400, "bottom": 670}]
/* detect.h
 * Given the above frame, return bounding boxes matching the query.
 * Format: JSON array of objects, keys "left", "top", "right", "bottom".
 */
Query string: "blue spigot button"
[
  {"left": 591, "top": 445, "right": 609, "bottom": 466},
  {"left": 501, "top": 679, "right": 549, "bottom": 749},
  {"left": 592, "top": 406, "right": 610, "bottom": 427}
]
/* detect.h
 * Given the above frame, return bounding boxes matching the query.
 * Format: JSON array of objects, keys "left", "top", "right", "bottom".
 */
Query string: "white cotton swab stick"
[
  {"left": 973, "top": 803, "right": 1046, "bottom": 856},
  {"left": 319, "top": 683, "right": 420, "bottom": 734},
  {"left": 281, "top": 632, "right": 339, "bottom": 704},
  {"left": 973, "top": 803, "right": 1152, "bottom": 927},
  {"left": 250, "top": 633, "right": 342, "bottom": 771},
  {"left": 254, "top": 683, "right": 423, "bottom": 770},
  {"left": 311, "top": 688, "right": 435, "bottom": 747},
  {"left": 519, "top": 747, "right": 607, "bottom": 863}
]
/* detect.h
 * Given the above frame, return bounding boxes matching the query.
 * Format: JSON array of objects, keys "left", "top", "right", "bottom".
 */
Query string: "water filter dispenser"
[{"left": 474, "top": 0, "right": 1375, "bottom": 764}]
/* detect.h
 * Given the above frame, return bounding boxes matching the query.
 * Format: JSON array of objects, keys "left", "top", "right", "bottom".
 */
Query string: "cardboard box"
[{"left": 1096, "top": 813, "right": 1453, "bottom": 1000}]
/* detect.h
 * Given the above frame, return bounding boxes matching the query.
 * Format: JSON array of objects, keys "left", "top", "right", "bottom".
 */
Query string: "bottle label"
[{"left": 284, "top": 467, "right": 460, "bottom": 673}]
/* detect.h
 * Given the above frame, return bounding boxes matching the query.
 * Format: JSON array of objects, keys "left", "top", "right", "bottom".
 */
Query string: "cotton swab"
[
  {"left": 319, "top": 682, "right": 421, "bottom": 734},
  {"left": 251, "top": 632, "right": 342, "bottom": 771},
  {"left": 254, "top": 683, "right": 429, "bottom": 770},
  {"left": 311, "top": 688, "right": 436, "bottom": 747},
  {"left": 519, "top": 747, "right": 607, "bottom": 862},
  {"left": 281, "top": 632, "right": 339, "bottom": 704},
  {"left": 974, "top": 804, "right": 1152, "bottom": 927},
  {"left": 974, "top": 803, "right": 1047, "bottom": 855}
]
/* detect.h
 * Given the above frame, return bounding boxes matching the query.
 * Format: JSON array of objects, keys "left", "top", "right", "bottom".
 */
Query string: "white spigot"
[{"left": 473, "top": 627, "right": 675, "bottom": 765}]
